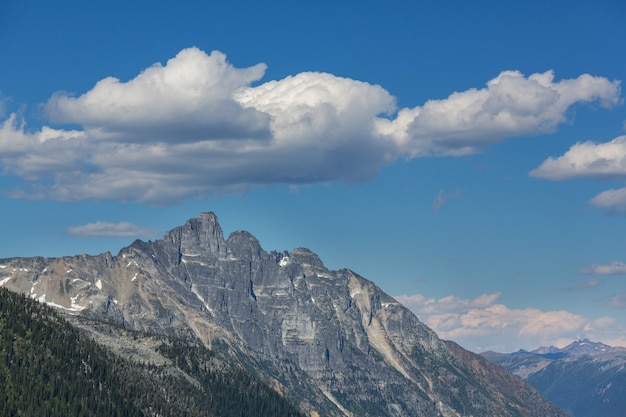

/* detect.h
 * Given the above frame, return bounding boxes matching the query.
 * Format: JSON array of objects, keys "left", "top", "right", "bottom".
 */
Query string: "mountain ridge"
[
  {"left": 0, "top": 212, "right": 567, "bottom": 417},
  {"left": 482, "top": 339, "right": 626, "bottom": 417},
  {"left": 504, "top": 339, "right": 625, "bottom": 359}
]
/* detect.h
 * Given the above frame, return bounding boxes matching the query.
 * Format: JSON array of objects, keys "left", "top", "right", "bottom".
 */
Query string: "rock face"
[{"left": 0, "top": 212, "right": 566, "bottom": 417}]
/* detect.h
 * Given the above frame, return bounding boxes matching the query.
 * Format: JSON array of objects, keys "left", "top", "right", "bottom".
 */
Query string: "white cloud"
[
  {"left": 0, "top": 48, "right": 621, "bottom": 204},
  {"left": 530, "top": 136, "right": 626, "bottom": 213},
  {"left": 377, "top": 70, "right": 621, "bottom": 157},
  {"left": 45, "top": 48, "right": 271, "bottom": 143},
  {"left": 66, "top": 221, "right": 158, "bottom": 238},
  {"left": 589, "top": 187, "right": 626, "bottom": 212},
  {"left": 395, "top": 291, "right": 626, "bottom": 353},
  {"left": 395, "top": 292, "right": 502, "bottom": 315},
  {"left": 0, "top": 114, "right": 88, "bottom": 181},
  {"left": 530, "top": 136, "right": 626, "bottom": 180},
  {"left": 580, "top": 260, "right": 626, "bottom": 275}
]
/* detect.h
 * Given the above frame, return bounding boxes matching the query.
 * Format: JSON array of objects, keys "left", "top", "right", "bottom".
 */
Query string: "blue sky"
[{"left": 2, "top": 0, "right": 626, "bottom": 353}]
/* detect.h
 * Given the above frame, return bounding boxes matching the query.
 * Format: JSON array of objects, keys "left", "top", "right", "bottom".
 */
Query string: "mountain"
[
  {"left": 0, "top": 212, "right": 567, "bottom": 417},
  {"left": 482, "top": 340, "right": 626, "bottom": 417},
  {"left": 0, "top": 286, "right": 305, "bottom": 417}
]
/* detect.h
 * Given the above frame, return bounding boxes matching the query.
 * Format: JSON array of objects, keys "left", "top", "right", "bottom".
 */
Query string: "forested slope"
[{"left": 0, "top": 287, "right": 304, "bottom": 417}]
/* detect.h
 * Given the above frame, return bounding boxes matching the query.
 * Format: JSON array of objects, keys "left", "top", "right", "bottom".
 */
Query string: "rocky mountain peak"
[
  {"left": 289, "top": 247, "right": 325, "bottom": 269},
  {"left": 164, "top": 212, "right": 226, "bottom": 257},
  {"left": 0, "top": 212, "right": 569, "bottom": 417},
  {"left": 526, "top": 339, "right": 619, "bottom": 359},
  {"left": 561, "top": 339, "right": 614, "bottom": 357},
  {"left": 226, "top": 230, "right": 263, "bottom": 259}
]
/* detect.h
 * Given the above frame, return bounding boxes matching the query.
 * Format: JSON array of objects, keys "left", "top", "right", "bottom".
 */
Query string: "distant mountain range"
[
  {"left": 0, "top": 212, "right": 567, "bottom": 416},
  {"left": 482, "top": 339, "right": 626, "bottom": 417}
]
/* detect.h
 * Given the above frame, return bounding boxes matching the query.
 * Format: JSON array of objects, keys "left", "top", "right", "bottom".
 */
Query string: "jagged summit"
[
  {"left": 164, "top": 211, "right": 226, "bottom": 258},
  {"left": 289, "top": 247, "right": 325, "bottom": 269},
  {"left": 0, "top": 212, "right": 568, "bottom": 417},
  {"left": 225, "top": 230, "right": 263, "bottom": 259}
]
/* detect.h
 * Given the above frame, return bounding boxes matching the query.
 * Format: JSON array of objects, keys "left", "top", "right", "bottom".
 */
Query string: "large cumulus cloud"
[
  {"left": 377, "top": 70, "right": 620, "bottom": 156},
  {"left": 0, "top": 47, "right": 621, "bottom": 204},
  {"left": 45, "top": 48, "right": 271, "bottom": 142}
]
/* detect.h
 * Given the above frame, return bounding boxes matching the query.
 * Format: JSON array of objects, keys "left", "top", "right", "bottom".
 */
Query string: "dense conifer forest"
[{"left": 0, "top": 287, "right": 304, "bottom": 417}]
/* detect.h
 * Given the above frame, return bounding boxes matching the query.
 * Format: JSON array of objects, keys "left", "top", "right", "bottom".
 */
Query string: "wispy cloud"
[
  {"left": 561, "top": 278, "right": 603, "bottom": 292},
  {"left": 608, "top": 292, "right": 626, "bottom": 309},
  {"left": 432, "top": 188, "right": 461, "bottom": 211},
  {"left": 395, "top": 291, "right": 626, "bottom": 353},
  {"left": 580, "top": 261, "right": 626, "bottom": 275},
  {"left": 0, "top": 47, "right": 620, "bottom": 204},
  {"left": 580, "top": 278, "right": 602, "bottom": 288},
  {"left": 590, "top": 188, "right": 626, "bottom": 213},
  {"left": 66, "top": 221, "right": 158, "bottom": 238}
]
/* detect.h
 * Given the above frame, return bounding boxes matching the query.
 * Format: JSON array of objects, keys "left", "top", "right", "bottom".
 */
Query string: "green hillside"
[{"left": 0, "top": 287, "right": 304, "bottom": 417}]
